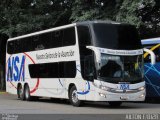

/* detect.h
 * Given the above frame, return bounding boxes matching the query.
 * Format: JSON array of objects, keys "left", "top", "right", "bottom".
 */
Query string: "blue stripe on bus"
[
  {"left": 77, "top": 81, "right": 90, "bottom": 95},
  {"left": 59, "top": 79, "right": 63, "bottom": 87},
  {"left": 76, "top": 68, "right": 90, "bottom": 95}
]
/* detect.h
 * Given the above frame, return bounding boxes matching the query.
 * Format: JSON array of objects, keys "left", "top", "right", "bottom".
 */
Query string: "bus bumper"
[{"left": 93, "top": 90, "right": 146, "bottom": 101}]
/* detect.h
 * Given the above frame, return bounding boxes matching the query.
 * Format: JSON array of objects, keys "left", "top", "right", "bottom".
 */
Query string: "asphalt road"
[{"left": 0, "top": 92, "right": 160, "bottom": 120}]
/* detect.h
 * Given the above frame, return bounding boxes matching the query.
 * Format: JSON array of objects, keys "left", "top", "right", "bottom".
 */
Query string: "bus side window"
[
  {"left": 7, "top": 37, "right": 33, "bottom": 54},
  {"left": 29, "top": 63, "right": 59, "bottom": 78},
  {"left": 84, "top": 55, "right": 95, "bottom": 81},
  {"left": 50, "top": 30, "right": 63, "bottom": 48},
  {"left": 11, "top": 39, "right": 24, "bottom": 54},
  {"left": 14, "top": 40, "right": 19, "bottom": 53},
  {"left": 77, "top": 26, "right": 91, "bottom": 46},
  {"left": 38, "top": 32, "right": 52, "bottom": 49},
  {"left": 29, "top": 61, "right": 76, "bottom": 78},
  {"left": 7, "top": 41, "right": 14, "bottom": 54},
  {"left": 82, "top": 49, "right": 96, "bottom": 81},
  {"left": 59, "top": 61, "right": 76, "bottom": 78},
  {"left": 77, "top": 25, "right": 95, "bottom": 81},
  {"left": 63, "top": 27, "right": 76, "bottom": 46},
  {"left": 32, "top": 35, "right": 42, "bottom": 51},
  {"left": 24, "top": 37, "right": 33, "bottom": 52}
]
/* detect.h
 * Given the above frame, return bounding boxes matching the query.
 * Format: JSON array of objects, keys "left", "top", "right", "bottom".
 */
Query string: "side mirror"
[
  {"left": 143, "top": 48, "right": 156, "bottom": 65},
  {"left": 86, "top": 46, "right": 101, "bottom": 69}
]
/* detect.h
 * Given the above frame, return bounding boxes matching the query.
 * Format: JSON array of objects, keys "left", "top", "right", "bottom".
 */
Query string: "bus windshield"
[
  {"left": 98, "top": 54, "right": 143, "bottom": 83},
  {"left": 92, "top": 23, "right": 142, "bottom": 50}
]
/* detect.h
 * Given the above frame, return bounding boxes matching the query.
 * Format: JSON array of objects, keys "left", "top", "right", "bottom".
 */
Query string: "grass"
[{"left": 0, "top": 90, "right": 6, "bottom": 94}]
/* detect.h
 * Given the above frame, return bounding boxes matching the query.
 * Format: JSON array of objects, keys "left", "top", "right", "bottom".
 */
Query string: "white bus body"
[{"left": 6, "top": 21, "right": 146, "bottom": 107}]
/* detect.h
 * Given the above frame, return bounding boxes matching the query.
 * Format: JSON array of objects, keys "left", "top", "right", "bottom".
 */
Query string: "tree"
[
  {"left": 115, "top": 0, "right": 160, "bottom": 39},
  {"left": 116, "top": 0, "right": 143, "bottom": 27},
  {"left": 70, "top": 0, "right": 102, "bottom": 22},
  {"left": 1, "top": 0, "right": 160, "bottom": 38},
  {"left": 0, "top": 33, "right": 8, "bottom": 90},
  {"left": 0, "top": 0, "right": 72, "bottom": 37},
  {"left": 138, "top": 0, "right": 160, "bottom": 38}
]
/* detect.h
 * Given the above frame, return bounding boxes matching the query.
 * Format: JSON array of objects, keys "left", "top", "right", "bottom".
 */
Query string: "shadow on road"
[
  {"left": 2, "top": 93, "right": 159, "bottom": 109},
  {"left": 26, "top": 97, "right": 157, "bottom": 109}
]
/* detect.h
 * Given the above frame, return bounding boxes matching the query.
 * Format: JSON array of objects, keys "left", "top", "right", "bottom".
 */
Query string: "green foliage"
[
  {"left": 0, "top": 0, "right": 159, "bottom": 38},
  {"left": 70, "top": 0, "right": 102, "bottom": 22},
  {"left": 116, "top": 0, "right": 142, "bottom": 27},
  {"left": 0, "top": 0, "right": 71, "bottom": 37}
]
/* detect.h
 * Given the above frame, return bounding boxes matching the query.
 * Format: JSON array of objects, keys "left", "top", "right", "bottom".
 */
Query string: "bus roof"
[
  {"left": 8, "top": 21, "right": 124, "bottom": 41},
  {"left": 141, "top": 38, "right": 160, "bottom": 45}
]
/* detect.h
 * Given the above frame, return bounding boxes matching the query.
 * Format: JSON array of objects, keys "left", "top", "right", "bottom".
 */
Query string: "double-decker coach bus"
[
  {"left": 6, "top": 21, "right": 154, "bottom": 107},
  {"left": 142, "top": 38, "right": 160, "bottom": 99}
]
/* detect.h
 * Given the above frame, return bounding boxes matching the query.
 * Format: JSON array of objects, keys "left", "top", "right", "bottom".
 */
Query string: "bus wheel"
[
  {"left": 108, "top": 101, "right": 122, "bottom": 107},
  {"left": 24, "top": 85, "right": 31, "bottom": 101},
  {"left": 17, "top": 84, "right": 25, "bottom": 100},
  {"left": 69, "top": 86, "right": 82, "bottom": 107}
]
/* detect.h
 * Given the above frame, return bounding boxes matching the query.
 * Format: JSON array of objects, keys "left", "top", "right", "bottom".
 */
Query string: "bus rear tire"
[
  {"left": 17, "top": 84, "right": 25, "bottom": 100},
  {"left": 69, "top": 86, "right": 82, "bottom": 107},
  {"left": 108, "top": 101, "right": 122, "bottom": 107}
]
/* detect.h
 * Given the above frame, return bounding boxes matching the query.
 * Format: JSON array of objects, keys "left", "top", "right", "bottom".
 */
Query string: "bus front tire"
[
  {"left": 108, "top": 101, "right": 122, "bottom": 107},
  {"left": 69, "top": 86, "right": 82, "bottom": 107}
]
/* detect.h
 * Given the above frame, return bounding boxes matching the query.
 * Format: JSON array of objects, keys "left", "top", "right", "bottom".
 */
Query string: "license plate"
[
  {"left": 120, "top": 96, "right": 129, "bottom": 100},
  {"left": 120, "top": 83, "right": 130, "bottom": 90}
]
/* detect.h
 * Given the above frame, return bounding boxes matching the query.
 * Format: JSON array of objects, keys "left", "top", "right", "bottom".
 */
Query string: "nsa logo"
[{"left": 120, "top": 84, "right": 129, "bottom": 90}]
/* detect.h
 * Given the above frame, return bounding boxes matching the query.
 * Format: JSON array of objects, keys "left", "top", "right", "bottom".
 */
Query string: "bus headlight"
[
  {"left": 138, "top": 86, "right": 145, "bottom": 91},
  {"left": 100, "top": 85, "right": 111, "bottom": 91},
  {"left": 139, "top": 93, "right": 145, "bottom": 98},
  {"left": 99, "top": 93, "right": 106, "bottom": 98},
  {"left": 93, "top": 83, "right": 114, "bottom": 92}
]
